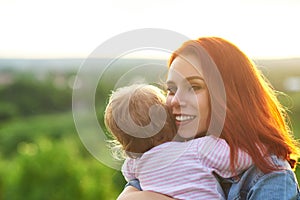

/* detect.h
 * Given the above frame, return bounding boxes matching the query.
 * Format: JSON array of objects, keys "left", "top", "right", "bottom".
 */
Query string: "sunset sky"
[{"left": 0, "top": 0, "right": 299, "bottom": 59}]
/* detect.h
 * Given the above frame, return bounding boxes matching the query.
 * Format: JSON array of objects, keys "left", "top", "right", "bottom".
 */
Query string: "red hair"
[{"left": 169, "top": 37, "right": 299, "bottom": 173}]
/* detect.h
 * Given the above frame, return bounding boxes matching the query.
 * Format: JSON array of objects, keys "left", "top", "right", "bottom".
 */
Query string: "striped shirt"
[{"left": 122, "top": 136, "right": 252, "bottom": 200}]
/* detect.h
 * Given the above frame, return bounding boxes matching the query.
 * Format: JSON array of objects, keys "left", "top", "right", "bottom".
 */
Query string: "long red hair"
[{"left": 169, "top": 37, "right": 299, "bottom": 173}]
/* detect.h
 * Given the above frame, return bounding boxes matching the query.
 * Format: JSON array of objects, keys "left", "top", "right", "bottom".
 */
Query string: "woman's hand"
[{"left": 117, "top": 186, "right": 174, "bottom": 200}]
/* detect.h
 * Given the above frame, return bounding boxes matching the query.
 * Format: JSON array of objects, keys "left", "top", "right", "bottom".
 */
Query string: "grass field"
[{"left": 0, "top": 112, "right": 125, "bottom": 200}]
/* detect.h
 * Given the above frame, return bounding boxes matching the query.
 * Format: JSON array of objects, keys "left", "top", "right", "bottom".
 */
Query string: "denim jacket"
[
  {"left": 219, "top": 155, "right": 300, "bottom": 200},
  {"left": 126, "top": 156, "right": 300, "bottom": 200}
]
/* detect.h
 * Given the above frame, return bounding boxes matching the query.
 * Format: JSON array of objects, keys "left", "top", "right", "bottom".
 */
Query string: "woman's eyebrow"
[
  {"left": 166, "top": 76, "right": 205, "bottom": 84},
  {"left": 166, "top": 80, "right": 175, "bottom": 85},
  {"left": 186, "top": 76, "right": 205, "bottom": 82}
]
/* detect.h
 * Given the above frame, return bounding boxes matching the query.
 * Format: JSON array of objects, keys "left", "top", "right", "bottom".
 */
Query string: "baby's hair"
[{"left": 104, "top": 84, "right": 177, "bottom": 159}]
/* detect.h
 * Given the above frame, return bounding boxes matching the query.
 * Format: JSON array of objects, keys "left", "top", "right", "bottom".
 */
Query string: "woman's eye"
[
  {"left": 190, "top": 85, "right": 202, "bottom": 91},
  {"left": 167, "top": 87, "right": 176, "bottom": 94}
]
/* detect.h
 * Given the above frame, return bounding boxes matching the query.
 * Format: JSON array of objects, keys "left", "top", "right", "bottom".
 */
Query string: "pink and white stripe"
[{"left": 122, "top": 136, "right": 252, "bottom": 200}]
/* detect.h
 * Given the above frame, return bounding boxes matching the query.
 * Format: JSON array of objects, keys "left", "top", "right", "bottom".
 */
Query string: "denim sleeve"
[
  {"left": 247, "top": 169, "right": 300, "bottom": 200},
  {"left": 125, "top": 179, "right": 142, "bottom": 191},
  {"left": 227, "top": 159, "right": 300, "bottom": 200}
]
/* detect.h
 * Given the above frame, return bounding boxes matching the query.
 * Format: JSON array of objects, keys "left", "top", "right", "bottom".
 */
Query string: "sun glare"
[{"left": 0, "top": 0, "right": 299, "bottom": 59}]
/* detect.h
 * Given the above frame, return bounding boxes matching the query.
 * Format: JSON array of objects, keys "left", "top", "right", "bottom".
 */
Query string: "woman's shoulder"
[
  {"left": 226, "top": 156, "right": 300, "bottom": 200},
  {"left": 245, "top": 166, "right": 299, "bottom": 199}
]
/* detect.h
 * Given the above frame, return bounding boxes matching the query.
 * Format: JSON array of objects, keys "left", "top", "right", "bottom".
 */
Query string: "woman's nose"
[{"left": 170, "top": 91, "right": 187, "bottom": 108}]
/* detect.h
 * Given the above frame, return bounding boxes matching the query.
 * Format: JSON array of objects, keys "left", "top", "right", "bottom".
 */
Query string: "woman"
[{"left": 117, "top": 37, "right": 300, "bottom": 199}]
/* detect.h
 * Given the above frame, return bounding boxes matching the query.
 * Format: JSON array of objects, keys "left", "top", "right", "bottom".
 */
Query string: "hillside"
[{"left": 0, "top": 57, "right": 299, "bottom": 92}]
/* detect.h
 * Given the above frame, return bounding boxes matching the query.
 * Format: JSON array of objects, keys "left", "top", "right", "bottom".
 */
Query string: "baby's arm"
[
  {"left": 119, "top": 159, "right": 174, "bottom": 200},
  {"left": 122, "top": 158, "right": 137, "bottom": 181},
  {"left": 197, "top": 136, "right": 252, "bottom": 177},
  {"left": 117, "top": 186, "right": 174, "bottom": 200}
]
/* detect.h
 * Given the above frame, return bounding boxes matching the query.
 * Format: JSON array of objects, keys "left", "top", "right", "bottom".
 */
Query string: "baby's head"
[{"left": 104, "top": 84, "right": 177, "bottom": 158}]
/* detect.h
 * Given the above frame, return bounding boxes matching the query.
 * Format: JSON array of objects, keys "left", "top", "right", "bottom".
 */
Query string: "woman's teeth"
[{"left": 175, "top": 115, "right": 195, "bottom": 121}]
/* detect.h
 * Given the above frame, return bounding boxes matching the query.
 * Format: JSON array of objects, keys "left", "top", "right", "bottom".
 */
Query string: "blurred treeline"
[
  {"left": 0, "top": 58, "right": 299, "bottom": 200},
  {"left": 0, "top": 66, "right": 125, "bottom": 200}
]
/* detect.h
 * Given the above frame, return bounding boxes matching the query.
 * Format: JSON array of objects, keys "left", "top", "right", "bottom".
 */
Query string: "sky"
[{"left": 0, "top": 0, "right": 300, "bottom": 59}]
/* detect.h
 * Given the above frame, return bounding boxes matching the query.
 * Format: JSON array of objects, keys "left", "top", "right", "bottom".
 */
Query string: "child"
[{"left": 104, "top": 84, "right": 252, "bottom": 200}]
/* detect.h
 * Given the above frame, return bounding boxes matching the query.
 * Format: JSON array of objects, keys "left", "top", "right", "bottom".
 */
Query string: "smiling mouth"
[{"left": 175, "top": 115, "right": 196, "bottom": 122}]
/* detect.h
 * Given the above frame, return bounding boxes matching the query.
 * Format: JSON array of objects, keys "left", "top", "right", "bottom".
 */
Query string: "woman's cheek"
[{"left": 166, "top": 95, "right": 172, "bottom": 108}]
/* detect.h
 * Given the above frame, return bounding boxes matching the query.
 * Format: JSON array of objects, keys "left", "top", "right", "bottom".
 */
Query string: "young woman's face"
[{"left": 166, "top": 54, "right": 210, "bottom": 139}]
